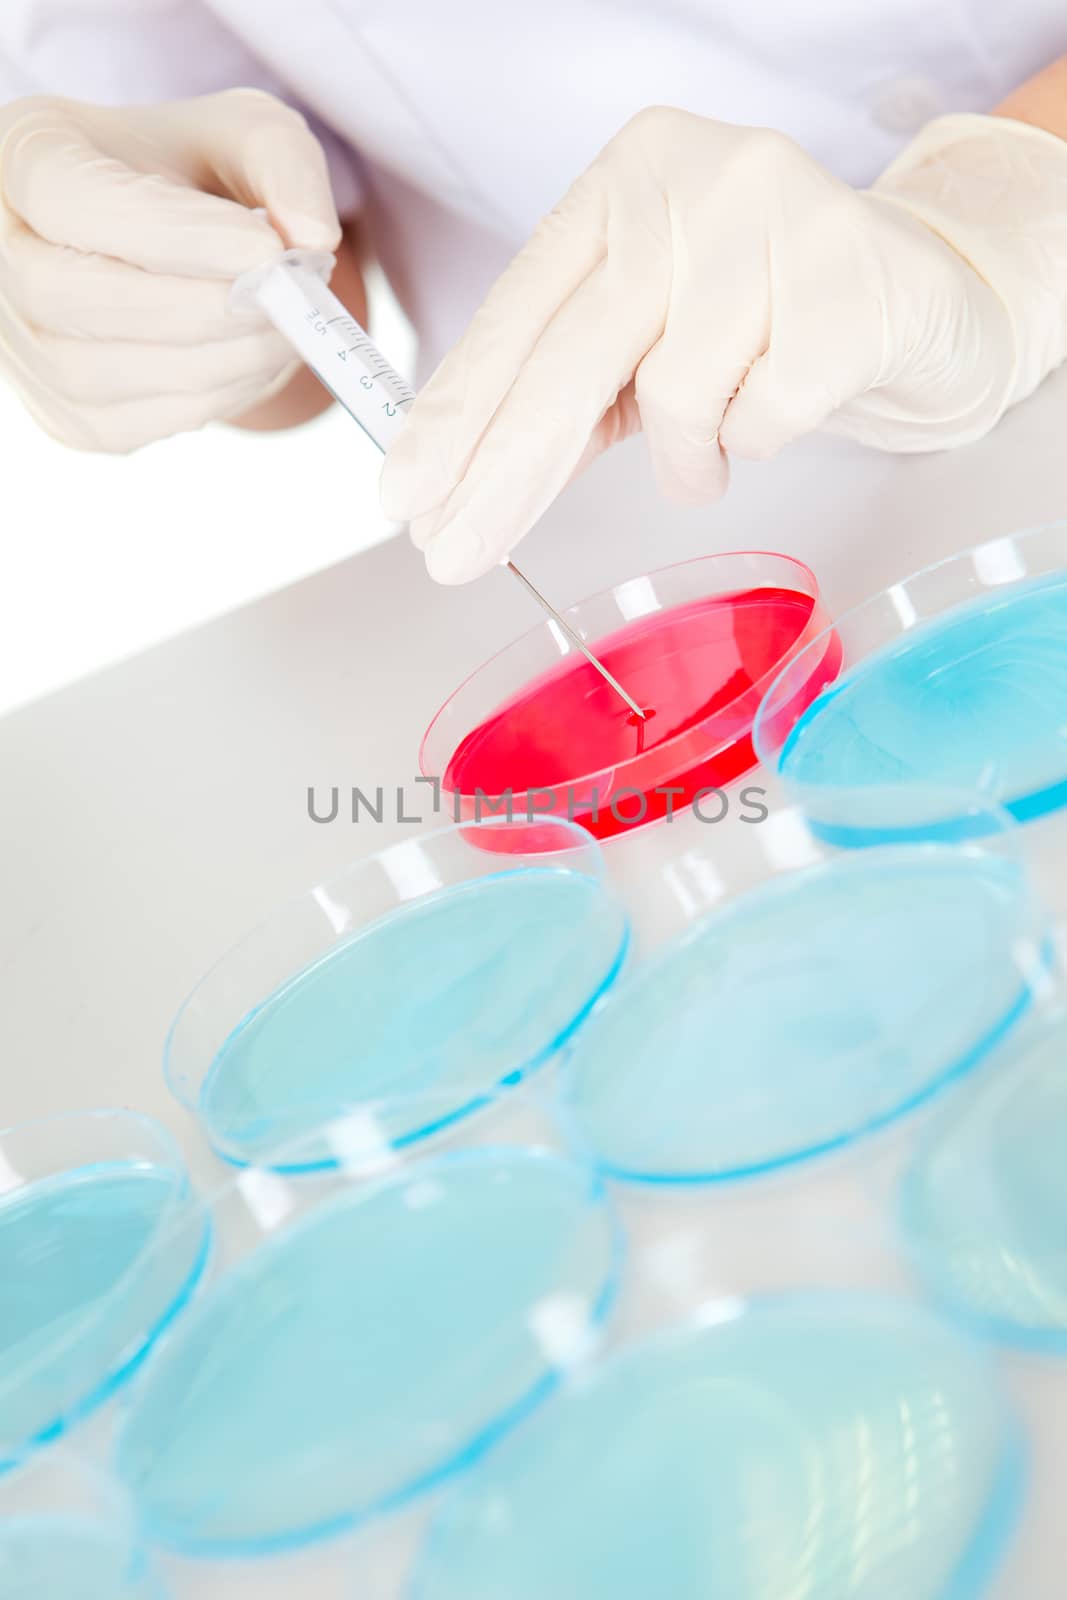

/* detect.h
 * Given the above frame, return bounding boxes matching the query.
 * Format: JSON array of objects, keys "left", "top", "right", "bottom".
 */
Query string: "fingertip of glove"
[
  {"left": 423, "top": 521, "right": 492, "bottom": 585},
  {"left": 226, "top": 198, "right": 337, "bottom": 265},
  {"left": 276, "top": 210, "right": 341, "bottom": 254},
  {"left": 405, "top": 509, "right": 444, "bottom": 552},
  {"left": 201, "top": 202, "right": 289, "bottom": 277}
]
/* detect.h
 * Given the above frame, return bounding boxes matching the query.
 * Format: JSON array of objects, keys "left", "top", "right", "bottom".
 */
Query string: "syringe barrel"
[{"left": 233, "top": 250, "right": 414, "bottom": 453}]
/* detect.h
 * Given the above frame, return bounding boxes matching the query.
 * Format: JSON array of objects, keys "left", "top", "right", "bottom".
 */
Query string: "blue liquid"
[
  {"left": 778, "top": 572, "right": 1067, "bottom": 835},
  {"left": 117, "top": 1150, "right": 619, "bottom": 1555},
  {"left": 415, "top": 1294, "right": 1021, "bottom": 1600},
  {"left": 560, "top": 848, "right": 1039, "bottom": 1181},
  {"left": 199, "top": 869, "right": 627, "bottom": 1168},
  {"left": 902, "top": 1021, "right": 1067, "bottom": 1350},
  {"left": 0, "top": 1164, "right": 207, "bottom": 1459},
  {"left": 0, "top": 1518, "right": 158, "bottom": 1600}
]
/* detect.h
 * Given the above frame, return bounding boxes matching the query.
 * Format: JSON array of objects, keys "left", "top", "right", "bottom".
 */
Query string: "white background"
[{"left": 0, "top": 270, "right": 416, "bottom": 718}]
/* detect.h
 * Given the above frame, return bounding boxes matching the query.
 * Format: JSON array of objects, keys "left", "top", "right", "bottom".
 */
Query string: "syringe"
[{"left": 232, "top": 250, "right": 646, "bottom": 721}]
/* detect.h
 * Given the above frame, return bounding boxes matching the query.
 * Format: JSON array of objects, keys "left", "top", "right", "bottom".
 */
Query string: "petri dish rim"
[
  {"left": 420, "top": 549, "right": 832, "bottom": 804},
  {"left": 897, "top": 1011, "right": 1067, "bottom": 1356},
  {"left": 753, "top": 520, "right": 1067, "bottom": 834},
  {"left": 413, "top": 1289, "right": 1027, "bottom": 1600},
  {"left": 163, "top": 816, "right": 630, "bottom": 1173},
  {"left": 0, "top": 1108, "right": 211, "bottom": 1466},
  {"left": 555, "top": 844, "right": 1048, "bottom": 1185},
  {"left": 115, "top": 1144, "right": 627, "bottom": 1560},
  {"left": 199, "top": 908, "right": 630, "bottom": 1177}
]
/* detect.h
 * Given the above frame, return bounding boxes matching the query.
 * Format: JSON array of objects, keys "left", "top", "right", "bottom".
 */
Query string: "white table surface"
[{"left": 3, "top": 364, "right": 1067, "bottom": 1596}]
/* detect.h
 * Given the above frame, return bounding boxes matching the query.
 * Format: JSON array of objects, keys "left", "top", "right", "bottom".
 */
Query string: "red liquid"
[{"left": 443, "top": 586, "right": 841, "bottom": 840}]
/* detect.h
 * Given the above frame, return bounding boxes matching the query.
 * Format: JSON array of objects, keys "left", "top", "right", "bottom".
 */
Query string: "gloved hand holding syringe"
[{"left": 232, "top": 250, "right": 646, "bottom": 721}]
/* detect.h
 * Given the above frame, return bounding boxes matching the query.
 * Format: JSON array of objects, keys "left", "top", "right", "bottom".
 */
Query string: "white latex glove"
[
  {"left": 381, "top": 108, "right": 1067, "bottom": 583},
  {"left": 0, "top": 90, "right": 340, "bottom": 451}
]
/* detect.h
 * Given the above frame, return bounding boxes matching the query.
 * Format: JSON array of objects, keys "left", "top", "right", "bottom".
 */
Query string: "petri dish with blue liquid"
[
  {"left": 754, "top": 522, "right": 1067, "bottom": 844},
  {"left": 0, "top": 1450, "right": 165, "bottom": 1600},
  {"left": 117, "top": 1145, "right": 620, "bottom": 1556},
  {"left": 165, "top": 815, "right": 628, "bottom": 1169},
  {"left": 901, "top": 1014, "right": 1067, "bottom": 1352},
  {"left": 559, "top": 839, "right": 1047, "bottom": 1183},
  {"left": 412, "top": 1292, "right": 1023, "bottom": 1600},
  {"left": 0, "top": 1110, "right": 208, "bottom": 1466}
]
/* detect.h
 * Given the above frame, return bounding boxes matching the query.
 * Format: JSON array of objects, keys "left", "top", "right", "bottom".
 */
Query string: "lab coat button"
[{"left": 870, "top": 77, "right": 944, "bottom": 137}]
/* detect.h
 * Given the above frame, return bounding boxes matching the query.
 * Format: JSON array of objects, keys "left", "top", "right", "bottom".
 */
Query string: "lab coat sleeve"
[{"left": 0, "top": 0, "right": 364, "bottom": 216}]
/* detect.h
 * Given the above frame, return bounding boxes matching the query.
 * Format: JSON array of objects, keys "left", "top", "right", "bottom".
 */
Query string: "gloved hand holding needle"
[
  {"left": 1, "top": 12, "right": 1066, "bottom": 578},
  {"left": 381, "top": 97, "right": 1067, "bottom": 583}
]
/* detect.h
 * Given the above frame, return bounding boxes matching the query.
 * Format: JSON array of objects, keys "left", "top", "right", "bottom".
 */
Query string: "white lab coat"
[{"left": 2, "top": 0, "right": 1066, "bottom": 373}]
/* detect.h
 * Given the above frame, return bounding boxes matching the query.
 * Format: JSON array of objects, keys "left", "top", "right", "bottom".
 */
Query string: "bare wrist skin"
[{"left": 995, "top": 54, "right": 1067, "bottom": 141}]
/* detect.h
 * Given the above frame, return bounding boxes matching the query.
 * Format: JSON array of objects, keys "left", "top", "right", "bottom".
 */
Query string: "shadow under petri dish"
[
  {"left": 444, "top": 586, "right": 838, "bottom": 838},
  {"left": 559, "top": 846, "right": 1041, "bottom": 1182},
  {"left": 199, "top": 867, "right": 628, "bottom": 1168},
  {"left": 778, "top": 570, "right": 1067, "bottom": 828},
  {"left": 117, "top": 1149, "right": 619, "bottom": 1556},
  {"left": 0, "top": 1162, "right": 207, "bottom": 1461},
  {"left": 413, "top": 1293, "right": 1022, "bottom": 1600},
  {"left": 901, "top": 1020, "right": 1067, "bottom": 1350}
]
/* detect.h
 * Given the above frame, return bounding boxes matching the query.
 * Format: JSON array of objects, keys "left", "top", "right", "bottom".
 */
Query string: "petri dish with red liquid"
[{"left": 422, "top": 552, "right": 840, "bottom": 841}]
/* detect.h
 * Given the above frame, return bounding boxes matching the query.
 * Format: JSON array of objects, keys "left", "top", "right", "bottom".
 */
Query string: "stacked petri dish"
[
  {"left": 95, "top": 815, "right": 631, "bottom": 1588},
  {"left": 900, "top": 1008, "right": 1067, "bottom": 1354},
  {"left": 165, "top": 815, "right": 630, "bottom": 1170},
  {"left": 17, "top": 535, "right": 1067, "bottom": 1597},
  {"left": 754, "top": 521, "right": 1067, "bottom": 847},
  {"left": 128, "top": 795, "right": 1043, "bottom": 1598},
  {"left": 113, "top": 1139, "right": 623, "bottom": 1566},
  {"left": 0, "top": 1109, "right": 208, "bottom": 1469},
  {"left": 411, "top": 1292, "right": 1024, "bottom": 1600},
  {"left": 558, "top": 797, "right": 1048, "bottom": 1187}
]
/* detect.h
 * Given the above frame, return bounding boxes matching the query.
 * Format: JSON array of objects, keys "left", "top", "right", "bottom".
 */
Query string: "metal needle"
[{"left": 505, "top": 560, "right": 647, "bottom": 721}]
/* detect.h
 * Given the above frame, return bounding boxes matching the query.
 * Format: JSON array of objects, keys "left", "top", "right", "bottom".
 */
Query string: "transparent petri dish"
[
  {"left": 421, "top": 552, "right": 839, "bottom": 842},
  {"left": 754, "top": 522, "right": 1067, "bottom": 844},
  {"left": 413, "top": 1292, "right": 1023, "bottom": 1600},
  {"left": 0, "top": 1110, "right": 208, "bottom": 1466},
  {"left": 0, "top": 1449, "right": 166, "bottom": 1599},
  {"left": 900, "top": 1011, "right": 1067, "bottom": 1352},
  {"left": 165, "top": 815, "right": 628, "bottom": 1170},
  {"left": 116, "top": 1143, "right": 621, "bottom": 1557},
  {"left": 558, "top": 821, "right": 1049, "bottom": 1182}
]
